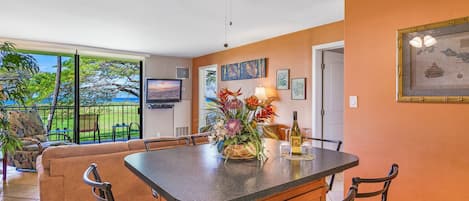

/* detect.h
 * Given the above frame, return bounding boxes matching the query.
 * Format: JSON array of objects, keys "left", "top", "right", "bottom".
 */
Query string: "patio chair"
[
  {"left": 79, "top": 114, "right": 101, "bottom": 143},
  {"left": 6, "top": 109, "right": 73, "bottom": 170}
]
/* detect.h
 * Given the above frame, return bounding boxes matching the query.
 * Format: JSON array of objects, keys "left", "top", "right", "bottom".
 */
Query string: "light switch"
[{"left": 349, "top": 96, "right": 358, "bottom": 108}]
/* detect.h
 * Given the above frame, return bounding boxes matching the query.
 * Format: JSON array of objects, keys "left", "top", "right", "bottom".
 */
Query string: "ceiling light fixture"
[{"left": 409, "top": 35, "right": 437, "bottom": 48}]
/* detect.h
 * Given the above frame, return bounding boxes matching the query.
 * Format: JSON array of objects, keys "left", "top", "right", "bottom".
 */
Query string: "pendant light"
[{"left": 224, "top": 0, "right": 233, "bottom": 48}]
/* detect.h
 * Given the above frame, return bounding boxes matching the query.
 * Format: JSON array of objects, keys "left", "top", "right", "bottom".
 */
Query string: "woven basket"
[{"left": 222, "top": 143, "right": 257, "bottom": 160}]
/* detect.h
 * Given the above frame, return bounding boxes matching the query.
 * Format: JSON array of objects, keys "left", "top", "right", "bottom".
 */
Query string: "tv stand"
[{"left": 147, "top": 103, "right": 174, "bottom": 109}]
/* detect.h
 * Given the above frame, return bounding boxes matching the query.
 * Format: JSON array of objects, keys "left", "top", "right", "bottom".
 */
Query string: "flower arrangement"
[{"left": 205, "top": 88, "right": 275, "bottom": 161}]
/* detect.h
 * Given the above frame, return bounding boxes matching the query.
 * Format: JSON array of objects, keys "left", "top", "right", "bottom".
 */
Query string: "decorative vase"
[{"left": 222, "top": 143, "right": 257, "bottom": 160}]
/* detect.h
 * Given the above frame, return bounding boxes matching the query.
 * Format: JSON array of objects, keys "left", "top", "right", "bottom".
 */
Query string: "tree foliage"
[
  {"left": 77, "top": 57, "right": 139, "bottom": 105},
  {"left": 0, "top": 42, "right": 39, "bottom": 153},
  {"left": 23, "top": 56, "right": 140, "bottom": 106},
  {"left": 0, "top": 42, "right": 39, "bottom": 105}
]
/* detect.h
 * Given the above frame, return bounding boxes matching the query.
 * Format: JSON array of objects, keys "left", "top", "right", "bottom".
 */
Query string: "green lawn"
[{"left": 10, "top": 103, "right": 141, "bottom": 143}]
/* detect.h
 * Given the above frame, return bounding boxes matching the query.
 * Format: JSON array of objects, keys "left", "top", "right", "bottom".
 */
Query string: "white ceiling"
[{"left": 0, "top": 0, "right": 344, "bottom": 58}]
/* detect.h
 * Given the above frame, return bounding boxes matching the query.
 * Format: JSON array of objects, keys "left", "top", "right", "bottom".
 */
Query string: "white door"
[
  {"left": 198, "top": 65, "right": 217, "bottom": 131},
  {"left": 322, "top": 51, "right": 344, "bottom": 150}
]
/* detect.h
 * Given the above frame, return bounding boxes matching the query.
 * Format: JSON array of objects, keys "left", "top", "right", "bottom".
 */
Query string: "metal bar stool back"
[
  {"left": 344, "top": 163, "right": 399, "bottom": 201},
  {"left": 83, "top": 163, "right": 115, "bottom": 201},
  {"left": 303, "top": 136, "right": 343, "bottom": 192}
]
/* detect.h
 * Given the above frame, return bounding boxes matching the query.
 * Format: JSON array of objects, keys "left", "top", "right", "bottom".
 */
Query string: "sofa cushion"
[
  {"left": 41, "top": 141, "right": 74, "bottom": 148},
  {"left": 41, "top": 142, "right": 129, "bottom": 169},
  {"left": 7, "top": 109, "right": 46, "bottom": 138},
  {"left": 9, "top": 150, "right": 41, "bottom": 169},
  {"left": 34, "top": 134, "right": 48, "bottom": 142},
  {"left": 143, "top": 137, "right": 191, "bottom": 151},
  {"left": 22, "top": 144, "right": 41, "bottom": 151}
]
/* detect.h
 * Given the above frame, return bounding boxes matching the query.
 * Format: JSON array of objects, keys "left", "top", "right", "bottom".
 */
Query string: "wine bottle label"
[{"left": 290, "top": 135, "right": 302, "bottom": 154}]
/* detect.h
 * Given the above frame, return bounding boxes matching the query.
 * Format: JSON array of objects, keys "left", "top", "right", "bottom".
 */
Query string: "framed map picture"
[
  {"left": 398, "top": 16, "right": 469, "bottom": 103},
  {"left": 291, "top": 78, "right": 306, "bottom": 100},
  {"left": 276, "top": 69, "right": 289, "bottom": 90}
]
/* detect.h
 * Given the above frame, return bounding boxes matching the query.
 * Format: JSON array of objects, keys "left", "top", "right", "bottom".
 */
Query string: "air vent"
[{"left": 175, "top": 126, "right": 189, "bottom": 137}]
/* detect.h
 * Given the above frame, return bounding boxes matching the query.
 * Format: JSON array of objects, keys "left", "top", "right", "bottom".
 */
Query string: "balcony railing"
[{"left": 4, "top": 104, "right": 140, "bottom": 144}]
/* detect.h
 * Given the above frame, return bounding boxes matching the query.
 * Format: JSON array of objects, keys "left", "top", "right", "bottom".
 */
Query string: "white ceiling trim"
[{"left": 0, "top": 37, "right": 149, "bottom": 60}]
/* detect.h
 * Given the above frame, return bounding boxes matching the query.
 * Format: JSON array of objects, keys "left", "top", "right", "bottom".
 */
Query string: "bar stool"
[
  {"left": 83, "top": 163, "right": 115, "bottom": 201},
  {"left": 343, "top": 163, "right": 399, "bottom": 201},
  {"left": 189, "top": 132, "right": 211, "bottom": 145}
]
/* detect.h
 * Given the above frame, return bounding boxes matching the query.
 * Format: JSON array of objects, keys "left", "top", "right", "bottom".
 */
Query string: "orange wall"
[
  {"left": 344, "top": 0, "right": 469, "bottom": 200},
  {"left": 192, "top": 22, "right": 344, "bottom": 133}
]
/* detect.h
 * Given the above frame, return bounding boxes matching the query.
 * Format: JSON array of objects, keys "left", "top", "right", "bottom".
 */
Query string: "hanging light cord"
[{"left": 224, "top": 0, "right": 233, "bottom": 48}]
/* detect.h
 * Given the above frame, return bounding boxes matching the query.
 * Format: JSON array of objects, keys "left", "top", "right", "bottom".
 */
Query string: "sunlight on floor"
[{"left": 0, "top": 165, "right": 39, "bottom": 201}]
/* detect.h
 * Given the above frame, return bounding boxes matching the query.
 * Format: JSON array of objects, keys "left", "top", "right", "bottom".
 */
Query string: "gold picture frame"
[{"left": 397, "top": 16, "right": 469, "bottom": 103}]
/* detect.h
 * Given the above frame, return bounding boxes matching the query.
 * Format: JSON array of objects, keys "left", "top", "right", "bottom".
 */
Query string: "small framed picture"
[
  {"left": 276, "top": 69, "right": 290, "bottom": 90},
  {"left": 291, "top": 78, "right": 306, "bottom": 100}
]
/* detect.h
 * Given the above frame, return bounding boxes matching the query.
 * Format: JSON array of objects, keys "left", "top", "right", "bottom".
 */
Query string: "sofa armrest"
[{"left": 37, "top": 155, "right": 65, "bottom": 201}]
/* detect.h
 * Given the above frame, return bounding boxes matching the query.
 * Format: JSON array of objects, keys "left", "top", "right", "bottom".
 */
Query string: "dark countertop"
[{"left": 124, "top": 139, "right": 358, "bottom": 201}]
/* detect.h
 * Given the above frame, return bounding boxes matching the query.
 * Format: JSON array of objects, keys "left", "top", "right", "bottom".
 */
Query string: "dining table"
[{"left": 124, "top": 138, "right": 359, "bottom": 201}]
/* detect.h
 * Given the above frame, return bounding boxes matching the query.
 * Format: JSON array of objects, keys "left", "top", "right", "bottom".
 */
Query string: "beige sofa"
[{"left": 37, "top": 138, "right": 190, "bottom": 201}]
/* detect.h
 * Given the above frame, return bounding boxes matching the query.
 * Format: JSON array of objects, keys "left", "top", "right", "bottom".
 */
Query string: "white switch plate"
[{"left": 349, "top": 96, "right": 358, "bottom": 108}]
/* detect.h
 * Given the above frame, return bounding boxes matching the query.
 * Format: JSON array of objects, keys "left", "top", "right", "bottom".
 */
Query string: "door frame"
[
  {"left": 311, "top": 41, "right": 344, "bottom": 140},
  {"left": 198, "top": 64, "right": 218, "bottom": 131}
]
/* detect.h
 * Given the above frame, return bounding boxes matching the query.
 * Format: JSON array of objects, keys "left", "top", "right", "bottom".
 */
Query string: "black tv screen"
[{"left": 146, "top": 79, "right": 182, "bottom": 103}]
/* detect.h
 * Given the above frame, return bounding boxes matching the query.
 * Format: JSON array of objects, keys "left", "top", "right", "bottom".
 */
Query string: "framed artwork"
[
  {"left": 291, "top": 78, "right": 306, "bottom": 100},
  {"left": 239, "top": 58, "right": 266, "bottom": 80},
  {"left": 276, "top": 69, "right": 290, "bottom": 90},
  {"left": 176, "top": 67, "right": 189, "bottom": 79},
  {"left": 221, "top": 63, "right": 239, "bottom": 81},
  {"left": 398, "top": 16, "right": 469, "bottom": 103},
  {"left": 221, "top": 58, "right": 266, "bottom": 81}
]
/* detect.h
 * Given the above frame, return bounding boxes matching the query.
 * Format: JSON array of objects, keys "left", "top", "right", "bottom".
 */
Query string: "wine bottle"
[{"left": 290, "top": 111, "right": 302, "bottom": 155}]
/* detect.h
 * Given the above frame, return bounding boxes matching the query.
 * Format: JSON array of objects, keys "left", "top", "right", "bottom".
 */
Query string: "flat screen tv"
[{"left": 146, "top": 79, "right": 182, "bottom": 103}]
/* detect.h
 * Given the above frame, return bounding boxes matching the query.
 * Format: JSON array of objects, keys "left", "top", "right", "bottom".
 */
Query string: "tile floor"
[
  {"left": 0, "top": 165, "right": 39, "bottom": 201},
  {"left": 326, "top": 172, "right": 345, "bottom": 201}
]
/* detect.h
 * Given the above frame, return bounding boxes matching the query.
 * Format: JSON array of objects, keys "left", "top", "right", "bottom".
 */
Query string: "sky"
[{"left": 31, "top": 54, "right": 71, "bottom": 73}]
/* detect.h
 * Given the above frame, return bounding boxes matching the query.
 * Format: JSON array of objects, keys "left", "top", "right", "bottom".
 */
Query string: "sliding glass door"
[
  {"left": 4, "top": 50, "right": 143, "bottom": 144},
  {"left": 77, "top": 56, "right": 142, "bottom": 144}
]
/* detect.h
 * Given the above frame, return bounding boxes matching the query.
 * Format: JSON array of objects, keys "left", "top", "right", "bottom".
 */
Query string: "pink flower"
[
  {"left": 225, "top": 119, "right": 242, "bottom": 136},
  {"left": 224, "top": 99, "right": 243, "bottom": 110}
]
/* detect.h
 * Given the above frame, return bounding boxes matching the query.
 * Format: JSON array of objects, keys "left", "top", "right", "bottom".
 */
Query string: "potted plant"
[
  {"left": 205, "top": 88, "right": 275, "bottom": 161},
  {"left": 0, "top": 108, "right": 22, "bottom": 181},
  {"left": 0, "top": 41, "right": 39, "bottom": 181}
]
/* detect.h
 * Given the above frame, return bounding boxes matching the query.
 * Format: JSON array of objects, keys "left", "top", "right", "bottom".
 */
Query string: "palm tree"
[{"left": 47, "top": 56, "right": 62, "bottom": 132}]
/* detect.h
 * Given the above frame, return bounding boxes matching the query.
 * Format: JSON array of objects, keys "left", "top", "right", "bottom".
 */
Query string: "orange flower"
[
  {"left": 245, "top": 96, "right": 259, "bottom": 110},
  {"left": 227, "top": 88, "right": 242, "bottom": 97},
  {"left": 256, "top": 104, "right": 275, "bottom": 121},
  {"left": 218, "top": 88, "right": 230, "bottom": 103}
]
